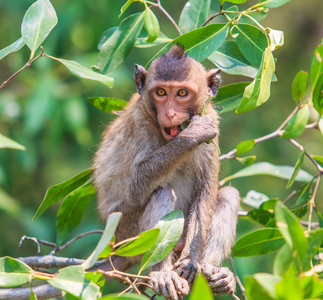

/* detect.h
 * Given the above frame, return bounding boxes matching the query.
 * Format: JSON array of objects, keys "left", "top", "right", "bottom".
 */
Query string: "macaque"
[{"left": 93, "top": 44, "right": 240, "bottom": 299}]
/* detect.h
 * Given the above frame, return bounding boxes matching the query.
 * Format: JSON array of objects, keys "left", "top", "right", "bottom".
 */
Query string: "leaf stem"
[{"left": 201, "top": 4, "right": 223, "bottom": 27}]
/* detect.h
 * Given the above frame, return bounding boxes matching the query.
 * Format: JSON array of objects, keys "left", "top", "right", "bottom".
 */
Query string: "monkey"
[{"left": 93, "top": 44, "right": 240, "bottom": 300}]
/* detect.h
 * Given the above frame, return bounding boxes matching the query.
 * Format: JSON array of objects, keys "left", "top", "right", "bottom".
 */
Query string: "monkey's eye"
[
  {"left": 178, "top": 89, "right": 188, "bottom": 97},
  {"left": 156, "top": 88, "right": 166, "bottom": 96}
]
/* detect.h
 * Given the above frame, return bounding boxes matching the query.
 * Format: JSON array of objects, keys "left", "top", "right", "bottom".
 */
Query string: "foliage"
[{"left": 0, "top": 0, "right": 323, "bottom": 299}]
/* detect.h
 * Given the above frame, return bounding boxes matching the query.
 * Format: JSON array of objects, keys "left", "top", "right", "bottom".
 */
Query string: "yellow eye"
[
  {"left": 156, "top": 88, "right": 166, "bottom": 96},
  {"left": 178, "top": 89, "right": 188, "bottom": 97}
]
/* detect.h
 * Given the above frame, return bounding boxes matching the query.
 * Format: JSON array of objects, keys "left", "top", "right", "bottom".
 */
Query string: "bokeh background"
[{"left": 0, "top": 0, "right": 323, "bottom": 296}]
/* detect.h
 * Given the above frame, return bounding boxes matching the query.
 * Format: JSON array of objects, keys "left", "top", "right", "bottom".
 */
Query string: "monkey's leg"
[
  {"left": 139, "top": 186, "right": 189, "bottom": 300},
  {"left": 200, "top": 186, "right": 240, "bottom": 295}
]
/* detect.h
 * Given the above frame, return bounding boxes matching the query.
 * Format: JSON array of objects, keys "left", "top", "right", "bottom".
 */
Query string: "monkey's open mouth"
[{"left": 164, "top": 126, "right": 182, "bottom": 137}]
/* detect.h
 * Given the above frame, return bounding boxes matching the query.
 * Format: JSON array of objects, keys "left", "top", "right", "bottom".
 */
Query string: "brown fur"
[{"left": 93, "top": 44, "right": 240, "bottom": 299}]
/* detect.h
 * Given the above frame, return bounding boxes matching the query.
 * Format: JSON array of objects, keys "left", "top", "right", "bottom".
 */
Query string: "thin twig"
[
  {"left": 19, "top": 236, "right": 56, "bottom": 253},
  {"left": 308, "top": 175, "right": 321, "bottom": 231},
  {"left": 201, "top": 12, "right": 221, "bottom": 27},
  {"left": 282, "top": 190, "right": 297, "bottom": 204},
  {"left": 154, "top": 0, "right": 182, "bottom": 35},
  {"left": 228, "top": 257, "right": 247, "bottom": 300},
  {"left": 0, "top": 47, "right": 45, "bottom": 90}
]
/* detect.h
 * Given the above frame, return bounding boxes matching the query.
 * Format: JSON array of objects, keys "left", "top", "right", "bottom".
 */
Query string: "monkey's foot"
[
  {"left": 201, "top": 265, "right": 236, "bottom": 295},
  {"left": 149, "top": 271, "right": 189, "bottom": 300}
]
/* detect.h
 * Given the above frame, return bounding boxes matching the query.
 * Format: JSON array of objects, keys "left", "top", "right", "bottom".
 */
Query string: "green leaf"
[
  {"left": 144, "top": 6, "right": 160, "bottom": 43},
  {"left": 276, "top": 267, "right": 303, "bottom": 300},
  {"left": 48, "top": 57, "right": 114, "bottom": 88},
  {"left": 236, "top": 155, "right": 256, "bottom": 166},
  {"left": 282, "top": 105, "right": 310, "bottom": 139},
  {"left": 85, "top": 272, "right": 105, "bottom": 289},
  {"left": 228, "top": 0, "right": 247, "bottom": 3},
  {"left": 310, "top": 41, "right": 323, "bottom": 89},
  {"left": 226, "top": 5, "right": 268, "bottom": 24},
  {"left": 273, "top": 243, "right": 293, "bottom": 276},
  {"left": 178, "top": 0, "right": 211, "bottom": 34},
  {"left": 236, "top": 139, "right": 255, "bottom": 156},
  {"left": 0, "top": 37, "right": 25, "bottom": 60},
  {"left": 47, "top": 265, "right": 85, "bottom": 297},
  {"left": 220, "top": 161, "right": 313, "bottom": 185},
  {"left": 146, "top": 23, "right": 229, "bottom": 67},
  {"left": 98, "top": 27, "right": 117, "bottom": 50},
  {"left": 236, "top": 48, "right": 275, "bottom": 113},
  {"left": 82, "top": 212, "right": 121, "bottom": 269},
  {"left": 267, "top": 27, "right": 284, "bottom": 51},
  {"left": 189, "top": 273, "right": 213, "bottom": 300},
  {"left": 0, "top": 133, "right": 26, "bottom": 151},
  {"left": 232, "top": 24, "right": 268, "bottom": 66},
  {"left": 214, "top": 82, "right": 250, "bottom": 113},
  {"left": 245, "top": 273, "right": 280, "bottom": 300},
  {"left": 0, "top": 257, "right": 32, "bottom": 287},
  {"left": 258, "top": 0, "right": 290, "bottom": 8},
  {"left": 119, "top": 0, "right": 140, "bottom": 18},
  {"left": 248, "top": 199, "right": 277, "bottom": 225},
  {"left": 98, "top": 236, "right": 115, "bottom": 259},
  {"left": 0, "top": 188, "right": 21, "bottom": 217},
  {"left": 303, "top": 229, "right": 323, "bottom": 270},
  {"left": 97, "top": 12, "right": 145, "bottom": 74},
  {"left": 232, "top": 228, "right": 285, "bottom": 257},
  {"left": 33, "top": 169, "right": 93, "bottom": 220},
  {"left": 21, "top": 0, "right": 58, "bottom": 57},
  {"left": 286, "top": 151, "right": 305, "bottom": 189},
  {"left": 313, "top": 72, "right": 323, "bottom": 115},
  {"left": 209, "top": 41, "right": 259, "bottom": 78},
  {"left": 135, "top": 31, "right": 172, "bottom": 48},
  {"left": 56, "top": 182, "right": 96, "bottom": 244},
  {"left": 140, "top": 210, "right": 184, "bottom": 271},
  {"left": 275, "top": 201, "right": 307, "bottom": 261},
  {"left": 312, "top": 155, "right": 323, "bottom": 166},
  {"left": 113, "top": 228, "right": 160, "bottom": 257},
  {"left": 292, "top": 71, "right": 308, "bottom": 101},
  {"left": 88, "top": 97, "right": 127, "bottom": 113}
]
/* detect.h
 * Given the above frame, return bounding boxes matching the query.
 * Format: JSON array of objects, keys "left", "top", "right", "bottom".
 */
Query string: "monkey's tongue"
[{"left": 170, "top": 126, "right": 179, "bottom": 137}]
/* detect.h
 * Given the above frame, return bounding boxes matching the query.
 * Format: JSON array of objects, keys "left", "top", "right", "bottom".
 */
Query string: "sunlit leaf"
[
  {"left": 135, "top": 31, "right": 172, "bottom": 48},
  {"left": 0, "top": 37, "right": 25, "bottom": 60},
  {"left": 56, "top": 182, "right": 96, "bottom": 244},
  {"left": 189, "top": 273, "right": 213, "bottom": 300},
  {"left": 266, "top": 27, "right": 284, "bottom": 51},
  {"left": 88, "top": 97, "right": 127, "bottom": 113},
  {"left": 232, "top": 24, "right": 267, "bottom": 66},
  {"left": 258, "top": 0, "right": 290, "bottom": 8},
  {"left": 144, "top": 6, "right": 160, "bottom": 43},
  {"left": 236, "top": 48, "right": 275, "bottom": 113},
  {"left": 310, "top": 40, "right": 323, "bottom": 89},
  {"left": 21, "top": 0, "right": 58, "bottom": 57},
  {"left": 146, "top": 24, "right": 229, "bottom": 67},
  {"left": 292, "top": 71, "right": 308, "bottom": 101},
  {"left": 82, "top": 212, "right": 121, "bottom": 269},
  {"left": 97, "top": 12, "right": 144, "bottom": 74},
  {"left": 275, "top": 201, "right": 307, "bottom": 261},
  {"left": 179, "top": 0, "right": 211, "bottom": 34},
  {"left": 282, "top": 105, "right": 310, "bottom": 139},
  {"left": 209, "top": 41, "right": 259, "bottom": 78},
  {"left": 85, "top": 272, "right": 105, "bottom": 290},
  {"left": 140, "top": 210, "right": 184, "bottom": 270},
  {"left": 48, "top": 57, "right": 114, "bottom": 87},
  {"left": 245, "top": 273, "right": 281, "bottom": 300},
  {"left": 47, "top": 265, "right": 85, "bottom": 297},
  {"left": 303, "top": 229, "right": 323, "bottom": 270},
  {"left": 0, "top": 257, "right": 32, "bottom": 287},
  {"left": 243, "top": 190, "right": 270, "bottom": 209},
  {"left": 236, "top": 155, "right": 256, "bottom": 166},
  {"left": 220, "top": 162, "right": 313, "bottom": 185},
  {"left": 214, "top": 82, "right": 250, "bottom": 113},
  {"left": 232, "top": 228, "right": 285, "bottom": 257},
  {"left": 313, "top": 72, "right": 323, "bottom": 116},
  {"left": 33, "top": 169, "right": 93, "bottom": 220},
  {"left": 312, "top": 155, "right": 323, "bottom": 166},
  {"left": 236, "top": 139, "right": 255, "bottom": 156},
  {"left": 276, "top": 267, "right": 302, "bottom": 300},
  {"left": 101, "top": 293, "right": 147, "bottom": 300},
  {"left": 113, "top": 228, "right": 160, "bottom": 257},
  {"left": 0, "top": 133, "right": 25, "bottom": 151},
  {"left": 286, "top": 151, "right": 305, "bottom": 189}
]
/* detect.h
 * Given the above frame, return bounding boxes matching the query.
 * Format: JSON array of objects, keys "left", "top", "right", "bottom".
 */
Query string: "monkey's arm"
[{"left": 128, "top": 115, "right": 218, "bottom": 205}]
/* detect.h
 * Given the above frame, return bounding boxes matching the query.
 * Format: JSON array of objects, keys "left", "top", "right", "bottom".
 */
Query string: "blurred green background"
[{"left": 0, "top": 0, "right": 322, "bottom": 296}]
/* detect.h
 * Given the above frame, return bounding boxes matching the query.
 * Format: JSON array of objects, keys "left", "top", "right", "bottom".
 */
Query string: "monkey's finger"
[
  {"left": 187, "top": 270, "right": 196, "bottom": 285},
  {"left": 164, "top": 276, "right": 179, "bottom": 300},
  {"left": 171, "top": 273, "right": 189, "bottom": 298},
  {"left": 211, "top": 271, "right": 227, "bottom": 282},
  {"left": 158, "top": 276, "right": 170, "bottom": 299},
  {"left": 150, "top": 277, "right": 161, "bottom": 296}
]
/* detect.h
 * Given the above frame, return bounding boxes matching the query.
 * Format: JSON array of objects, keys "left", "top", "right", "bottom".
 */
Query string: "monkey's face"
[{"left": 149, "top": 81, "right": 199, "bottom": 142}]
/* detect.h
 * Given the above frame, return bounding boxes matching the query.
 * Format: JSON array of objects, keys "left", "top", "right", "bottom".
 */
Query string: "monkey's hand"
[
  {"left": 202, "top": 265, "right": 236, "bottom": 295},
  {"left": 183, "top": 115, "right": 218, "bottom": 145},
  {"left": 173, "top": 257, "right": 199, "bottom": 285},
  {"left": 149, "top": 271, "right": 189, "bottom": 300}
]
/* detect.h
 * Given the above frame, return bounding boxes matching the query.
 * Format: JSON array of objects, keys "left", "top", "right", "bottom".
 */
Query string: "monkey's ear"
[
  {"left": 135, "top": 64, "right": 148, "bottom": 95},
  {"left": 206, "top": 68, "right": 221, "bottom": 97}
]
